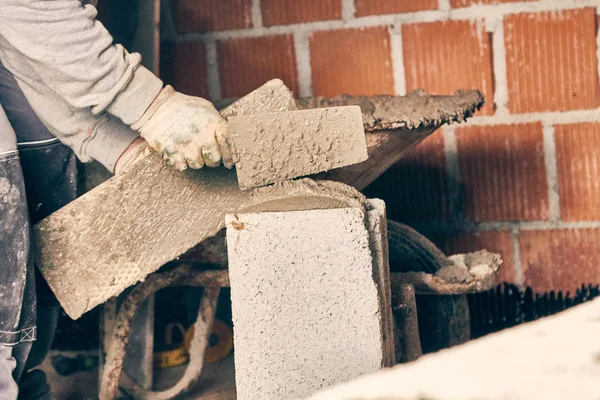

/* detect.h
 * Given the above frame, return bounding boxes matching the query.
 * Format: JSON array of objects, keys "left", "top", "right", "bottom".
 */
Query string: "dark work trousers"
[{"left": 0, "top": 61, "right": 78, "bottom": 399}]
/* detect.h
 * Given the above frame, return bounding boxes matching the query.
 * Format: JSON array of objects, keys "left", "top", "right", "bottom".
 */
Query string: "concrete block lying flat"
[
  {"left": 229, "top": 106, "right": 367, "bottom": 190},
  {"left": 308, "top": 297, "right": 600, "bottom": 400},
  {"left": 226, "top": 205, "right": 393, "bottom": 400}
]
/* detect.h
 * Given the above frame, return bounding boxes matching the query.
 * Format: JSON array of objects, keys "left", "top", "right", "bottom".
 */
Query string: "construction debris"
[
  {"left": 391, "top": 250, "right": 502, "bottom": 295},
  {"left": 386, "top": 221, "right": 498, "bottom": 353}
]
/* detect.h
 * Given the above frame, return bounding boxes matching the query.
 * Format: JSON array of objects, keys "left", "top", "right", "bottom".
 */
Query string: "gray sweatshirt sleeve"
[{"left": 0, "top": 0, "right": 163, "bottom": 125}]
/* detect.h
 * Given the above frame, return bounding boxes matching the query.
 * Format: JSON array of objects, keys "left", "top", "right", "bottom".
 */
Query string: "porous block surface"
[{"left": 226, "top": 207, "right": 384, "bottom": 399}]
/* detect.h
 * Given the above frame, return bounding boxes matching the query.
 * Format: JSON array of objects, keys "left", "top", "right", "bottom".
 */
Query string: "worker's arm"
[
  {"left": 0, "top": 0, "right": 160, "bottom": 124},
  {"left": 0, "top": 0, "right": 231, "bottom": 170}
]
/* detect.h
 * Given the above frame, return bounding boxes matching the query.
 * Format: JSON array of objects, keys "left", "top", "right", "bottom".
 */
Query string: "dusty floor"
[{"left": 41, "top": 351, "right": 236, "bottom": 399}]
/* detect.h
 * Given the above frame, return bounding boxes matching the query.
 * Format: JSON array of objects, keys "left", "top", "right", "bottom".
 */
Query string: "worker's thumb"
[{"left": 216, "top": 122, "right": 234, "bottom": 169}]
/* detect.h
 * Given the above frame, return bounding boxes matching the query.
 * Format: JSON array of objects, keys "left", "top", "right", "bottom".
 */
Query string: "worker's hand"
[
  {"left": 114, "top": 137, "right": 151, "bottom": 174},
  {"left": 131, "top": 86, "right": 232, "bottom": 171}
]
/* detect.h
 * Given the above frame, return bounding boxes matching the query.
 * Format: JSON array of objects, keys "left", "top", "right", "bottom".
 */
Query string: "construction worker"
[{"left": 0, "top": 1, "right": 230, "bottom": 398}]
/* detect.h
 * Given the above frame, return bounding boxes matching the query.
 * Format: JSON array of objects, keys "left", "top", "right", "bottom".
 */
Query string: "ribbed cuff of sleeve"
[
  {"left": 84, "top": 115, "right": 141, "bottom": 173},
  {"left": 106, "top": 65, "right": 163, "bottom": 126}
]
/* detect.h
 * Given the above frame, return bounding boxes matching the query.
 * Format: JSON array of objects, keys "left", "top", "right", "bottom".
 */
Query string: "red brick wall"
[{"left": 162, "top": 0, "right": 600, "bottom": 294}]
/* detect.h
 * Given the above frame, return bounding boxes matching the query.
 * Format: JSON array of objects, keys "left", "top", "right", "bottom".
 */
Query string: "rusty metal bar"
[
  {"left": 99, "top": 265, "right": 229, "bottom": 400},
  {"left": 392, "top": 284, "right": 423, "bottom": 363}
]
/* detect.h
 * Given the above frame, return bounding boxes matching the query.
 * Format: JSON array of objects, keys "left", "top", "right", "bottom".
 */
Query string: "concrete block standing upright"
[{"left": 226, "top": 202, "right": 394, "bottom": 400}]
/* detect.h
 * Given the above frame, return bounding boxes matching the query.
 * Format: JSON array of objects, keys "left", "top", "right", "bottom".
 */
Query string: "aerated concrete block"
[{"left": 226, "top": 204, "right": 393, "bottom": 400}]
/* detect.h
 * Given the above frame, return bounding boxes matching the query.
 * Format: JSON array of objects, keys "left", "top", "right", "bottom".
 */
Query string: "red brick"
[
  {"left": 504, "top": 8, "right": 600, "bottom": 113},
  {"left": 355, "top": 0, "right": 437, "bottom": 16},
  {"left": 520, "top": 229, "right": 600, "bottom": 294},
  {"left": 364, "top": 131, "right": 450, "bottom": 224},
  {"left": 451, "top": 0, "right": 533, "bottom": 7},
  {"left": 217, "top": 35, "right": 299, "bottom": 99},
  {"left": 555, "top": 123, "right": 600, "bottom": 221},
  {"left": 456, "top": 123, "right": 548, "bottom": 222},
  {"left": 174, "top": 0, "right": 252, "bottom": 33},
  {"left": 160, "top": 42, "right": 209, "bottom": 98},
  {"left": 402, "top": 20, "right": 494, "bottom": 115},
  {"left": 262, "top": 0, "right": 341, "bottom": 26},
  {"left": 310, "top": 27, "right": 395, "bottom": 97},
  {"left": 432, "top": 230, "right": 515, "bottom": 284}
]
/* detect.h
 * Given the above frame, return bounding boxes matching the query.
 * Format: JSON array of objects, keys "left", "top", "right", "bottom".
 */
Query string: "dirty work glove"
[
  {"left": 114, "top": 138, "right": 152, "bottom": 174},
  {"left": 130, "top": 86, "right": 232, "bottom": 171}
]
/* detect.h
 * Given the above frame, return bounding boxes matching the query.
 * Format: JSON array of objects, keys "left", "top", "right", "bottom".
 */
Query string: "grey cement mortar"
[
  {"left": 226, "top": 207, "right": 386, "bottom": 400},
  {"left": 228, "top": 106, "right": 368, "bottom": 190},
  {"left": 296, "top": 89, "right": 485, "bottom": 132}
]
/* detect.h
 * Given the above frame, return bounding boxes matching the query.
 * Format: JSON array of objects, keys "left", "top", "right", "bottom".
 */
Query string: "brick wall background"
[{"left": 162, "top": 0, "right": 600, "bottom": 294}]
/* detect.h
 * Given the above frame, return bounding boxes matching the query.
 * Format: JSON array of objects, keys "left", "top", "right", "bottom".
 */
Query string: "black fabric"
[
  {"left": 23, "top": 307, "right": 59, "bottom": 373},
  {"left": 0, "top": 153, "right": 35, "bottom": 345},
  {"left": 11, "top": 341, "right": 32, "bottom": 385},
  {"left": 19, "top": 144, "right": 78, "bottom": 309},
  {"left": 16, "top": 370, "right": 52, "bottom": 400},
  {"left": 0, "top": 153, "right": 36, "bottom": 348},
  {"left": 0, "top": 60, "right": 78, "bottom": 396}
]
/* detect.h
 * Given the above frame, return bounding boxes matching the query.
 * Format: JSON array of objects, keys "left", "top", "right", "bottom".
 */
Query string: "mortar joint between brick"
[
  {"left": 443, "top": 125, "right": 463, "bottom": 223},
  {"left": 413, "top": 220, "right": 600, "bottom": 238},
  {"left": 204, "top": 39, "right": 221, "bottom": 101},
  {"left": 542, "top": 123, "right": 561, "bottom": 222},
  {"left": 596, "top": 9, "right": 600, "bottom": 92},
  {"left": 251, "top": 0, "right": 263, "bottom": 29},
  {"left": 438, "top": 0, "right": 451, "bottom": 12},
  {"left": 490, "top": 15, "right": 509, "bottom": 116},
  {"left": 172, "top": 0, "right": 600, "bottom": 44},
  {"left": 484, "top": 14, "right": 500, "bottom": 32},
  {"left": 342, "top": 0, "right": 356, "bottom": 22},
  {"left": 511, "top": 227, "right": 524, "bottom": 287},
  {"left": 389, "top": 22, "right": 406, "bottom": 96},
  {"left": 294, "top": 31, "right": 313, "bottom": 97}
]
